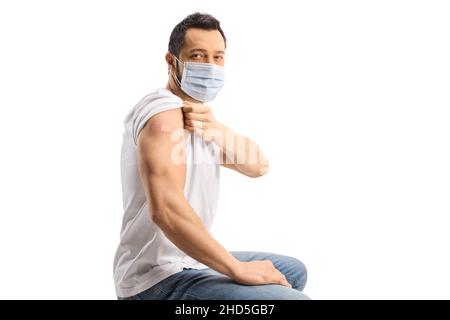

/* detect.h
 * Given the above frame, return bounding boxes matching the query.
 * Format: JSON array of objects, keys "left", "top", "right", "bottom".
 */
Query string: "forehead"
[{"left": 182, "top": 28, "right": 225, "bottom": 53}]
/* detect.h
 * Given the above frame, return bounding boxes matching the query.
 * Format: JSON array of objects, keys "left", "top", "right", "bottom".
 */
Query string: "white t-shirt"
[{"left": 113, "top": 88, "right": 221, "bottom": 298}]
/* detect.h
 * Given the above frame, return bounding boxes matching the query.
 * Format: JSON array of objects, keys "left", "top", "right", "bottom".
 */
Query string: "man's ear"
[{"left": 165, "top": 52, "right": 174, "bottom": 73}]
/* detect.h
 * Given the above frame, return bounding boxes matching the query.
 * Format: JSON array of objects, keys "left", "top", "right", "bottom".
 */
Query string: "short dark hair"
[{"left": 168, "top": 12, "right": 227, "bottom": 58}]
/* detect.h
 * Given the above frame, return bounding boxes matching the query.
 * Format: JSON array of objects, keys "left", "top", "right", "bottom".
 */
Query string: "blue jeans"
[{"left": 118, "top": 251, "right": 310, "bottom": 300}]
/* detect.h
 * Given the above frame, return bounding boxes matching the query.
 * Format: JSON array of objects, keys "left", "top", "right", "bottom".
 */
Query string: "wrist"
[
  {"left": 208, "top": 121, "right": 226, "bottom": 145},
  {"left": 224, "top": 257, "right": 242, "bottom": 279},
  {"left": 213, "top": 121, "right": 226, "bottom": 133}
]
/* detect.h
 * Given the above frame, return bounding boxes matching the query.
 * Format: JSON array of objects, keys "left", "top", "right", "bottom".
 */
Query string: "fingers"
[
  {"left": 184, "top": 124, "right": 201, "bottom": 135},
  {"left": 184, "top": 119, "right": 204, "bottom": 128},
  {"left": 182, "top": 101, "right": 216, "bottom": 139},
  {"left": 274, "top": 272, "right": 291, "bottom": 288},
  {"left": 265, "top": 261, "right": 292, "bottom": 288},
  {"left": 183, "top": 112, "right": 207, "bottom": 121},
  {"left": 267, "top": 272, "right": 290, "bottom": 288},
  {"left": 182, "top": 101, "right": 209, "bottom": 132},
  {"left": 280, "top": 276, "right": 292, "bottom": 288},
  {"left": 182, "top": 104, "right": 209, "bottom": 114}
]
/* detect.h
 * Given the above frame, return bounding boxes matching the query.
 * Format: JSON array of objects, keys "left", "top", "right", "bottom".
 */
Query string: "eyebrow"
[{"left": 189, "top": 48, "right": 225, "bottom": 54}]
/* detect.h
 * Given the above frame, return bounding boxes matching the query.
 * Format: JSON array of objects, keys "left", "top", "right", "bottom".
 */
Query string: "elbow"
[
  {"left": 259, "top": 163, "right": 269, "bottom": 176},
  {"left": 149, "top": 198, "right": 172, "bottom": 227},
  {"left": 149, "top": 192, "right": 184, "bottom": 228},
  {"left": 252, "top": 152, "right": 269, "bottom": 178},
  {"left": 150, "top": 206, "right": 167, "bottom": 228},
  {"left": 249, "top": 162, "right": 269, "bottom": 178}
]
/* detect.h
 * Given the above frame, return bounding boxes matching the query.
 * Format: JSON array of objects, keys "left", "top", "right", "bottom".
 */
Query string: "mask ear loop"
[{"left": 171, "top": 54, "right": 184, "bottom": 86}]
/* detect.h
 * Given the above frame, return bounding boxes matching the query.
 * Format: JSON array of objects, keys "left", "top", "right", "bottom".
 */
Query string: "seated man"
[{"left": 113, "top": 12, "right": 309, "bottom": 300}]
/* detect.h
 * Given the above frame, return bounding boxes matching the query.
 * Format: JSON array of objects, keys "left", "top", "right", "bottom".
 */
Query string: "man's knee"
[
  {"left": 274, "top": 254, "right": 308, "bottom": 291},
  {"left": 289, "top": 257, "right": 308, "bottom": 291}
]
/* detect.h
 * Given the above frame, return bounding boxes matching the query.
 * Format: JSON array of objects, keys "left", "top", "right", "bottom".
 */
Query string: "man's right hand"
[{"left": 231, "top": 260, "right": 292, "bottom": 288}]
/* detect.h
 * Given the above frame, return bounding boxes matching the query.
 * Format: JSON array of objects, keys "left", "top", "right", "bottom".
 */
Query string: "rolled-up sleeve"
[{"left": 131, "top": 95, "right": 182, "bottom": 146}]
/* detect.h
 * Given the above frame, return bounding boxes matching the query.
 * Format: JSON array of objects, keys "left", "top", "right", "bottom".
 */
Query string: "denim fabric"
[{"left": 117, "top": 251, "right": 310, "bottom": 300}]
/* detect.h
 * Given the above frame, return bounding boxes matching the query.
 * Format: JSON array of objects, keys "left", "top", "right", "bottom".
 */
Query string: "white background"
[{"left": 0, "top": 0, "right": 449, "bottom": 299}]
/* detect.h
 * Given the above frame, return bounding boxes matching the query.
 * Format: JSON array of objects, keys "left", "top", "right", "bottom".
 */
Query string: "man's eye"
[
  {"left": 214, "top": 56, "right": 224, "bottom": 60},
  {"left": 191, "top": 54, "right": 203, "bottom": 59}
]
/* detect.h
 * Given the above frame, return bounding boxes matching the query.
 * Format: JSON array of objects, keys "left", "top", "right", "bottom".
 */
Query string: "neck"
[{"left": 166, "top": 75, "right": 201, "bottom": 104}]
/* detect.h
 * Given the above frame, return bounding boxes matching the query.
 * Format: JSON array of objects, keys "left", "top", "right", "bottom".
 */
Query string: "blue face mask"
[{"left": 172, "top": 55, "right": 225, "bottom": 102}]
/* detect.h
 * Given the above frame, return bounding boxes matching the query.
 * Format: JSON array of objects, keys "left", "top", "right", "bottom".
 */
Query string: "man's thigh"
[{"left": 136, "top": 268, "right": 310, "bottom": 300}]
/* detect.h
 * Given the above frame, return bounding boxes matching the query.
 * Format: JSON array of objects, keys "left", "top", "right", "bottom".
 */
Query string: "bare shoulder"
[
  {"left": 136, "top": 108, "right": 186, "bottom": 174},
  {"left": 141, "top": 108, "right": 184, "bottom": 137}
]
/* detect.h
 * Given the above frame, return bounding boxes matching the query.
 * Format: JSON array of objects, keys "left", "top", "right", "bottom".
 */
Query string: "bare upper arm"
[{"left": 136, "top": 108, "right": 186, "bottom": 217}]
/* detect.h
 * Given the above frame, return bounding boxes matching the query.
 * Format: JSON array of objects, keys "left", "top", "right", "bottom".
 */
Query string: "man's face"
[{"left": 175, "top": 28, "right": 226, "bottom": 77}]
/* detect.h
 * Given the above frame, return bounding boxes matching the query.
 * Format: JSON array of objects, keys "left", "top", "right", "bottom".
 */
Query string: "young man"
[{"left": 113, "top": 12, "right": 309, "bottom": 300}]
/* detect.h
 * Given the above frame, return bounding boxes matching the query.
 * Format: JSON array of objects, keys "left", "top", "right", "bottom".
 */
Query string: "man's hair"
[{"left": 168, "top": 12, "right": 227, "bottom": 58}]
